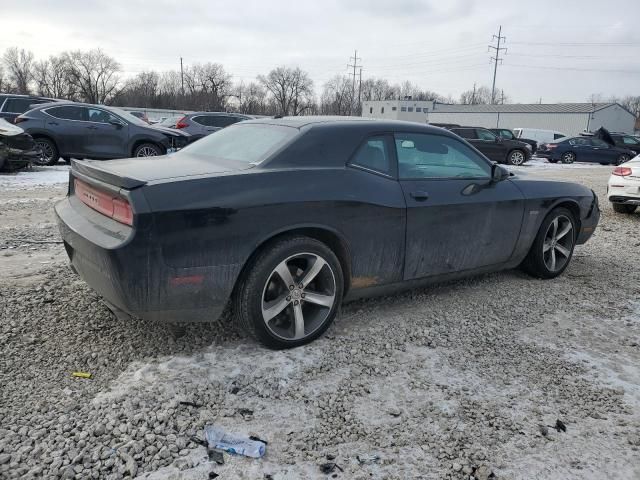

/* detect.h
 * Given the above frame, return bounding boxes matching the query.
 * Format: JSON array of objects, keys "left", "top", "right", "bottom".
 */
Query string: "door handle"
[
  {"left": 47, "top": 121, "right": 58, "bottom": 126},
  {"left": 410, "top": 190, "right": 429, "bottom": 201},
  {"left": 86, "top": 125, "right": 98, "bottom": 130}
]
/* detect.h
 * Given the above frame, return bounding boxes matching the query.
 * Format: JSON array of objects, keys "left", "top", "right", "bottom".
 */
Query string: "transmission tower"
[{"left": 488, "top": 26, "right": 506, "bottom": 105}]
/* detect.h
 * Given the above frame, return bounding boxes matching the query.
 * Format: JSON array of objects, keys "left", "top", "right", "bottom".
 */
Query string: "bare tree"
[
  {"left": 65, "top": 49, "right": 121, "bottom": 104},
  {"left": 258, "top": 66, "right": 314, "bottom": 116},
  {"left": 360, "top": 78, "right": 397, "bottom": 101},
  {"left": 0, "top": 64, "right": 9, "bottom": 93},
  {"left": 182, "top": 62, "right": 232, "bottom": 111},
  {"left": 3, "top": 47, "right": 34, "bottom": 94},
  {"left": 33, "top": 55, "right": 76, "bottom": 99},
  {"left": 459, "top": 85, "right": 494, "bottom": 105},
  {"left": 232, "top": 82, "right": 269, "bottom": 114},
  {"left": 320, "top": 75, "right": 353, "bottom": 115}
]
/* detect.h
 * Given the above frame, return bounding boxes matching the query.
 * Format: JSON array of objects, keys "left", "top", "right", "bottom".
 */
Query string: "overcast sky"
[{"left": 3, "top": 0, "right": 640, "bottom": 103}]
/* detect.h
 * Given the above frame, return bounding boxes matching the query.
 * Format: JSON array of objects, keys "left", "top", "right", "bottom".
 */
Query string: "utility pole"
[
  {"left": 347, "top": 50, "right": 362, "bottom": 115},
  {"left": 180, "top": 57, "right": 185, "bottom": 96},
  {"left": 357, "top": 68, "right": 363, "bottom": 116},
  {"left": 471, "top": 82, "right": 477, "bottom": 105},
  {"left": 501, "top": 89, "right": 505, "bottom": 104},
  {"left": 488, "top": 26, "right": 506, "bottom": 105}
]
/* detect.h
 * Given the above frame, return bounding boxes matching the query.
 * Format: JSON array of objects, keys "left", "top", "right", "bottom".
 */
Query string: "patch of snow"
[
  {"left": 0, "top": 165, "right": 69, "bottom": 190},
  {"left": 510, "top": 157, "right": 613, "bottom": 170}
]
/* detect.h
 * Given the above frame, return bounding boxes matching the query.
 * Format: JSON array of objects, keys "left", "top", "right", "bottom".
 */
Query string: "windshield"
[
  {"left": 177, "top": 123, "right": 298, "bottom": 164},
  {"left": 106, "top": 107, "right": 151, "bottom": 126}
]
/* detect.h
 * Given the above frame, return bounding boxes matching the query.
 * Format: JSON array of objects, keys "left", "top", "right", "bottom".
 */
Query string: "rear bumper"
[
  {"left": 55, "top": 196, "right": 238, "bottom": 323},
  {"left": 607, "top": 180, "right": 640, "bottom": 204}
]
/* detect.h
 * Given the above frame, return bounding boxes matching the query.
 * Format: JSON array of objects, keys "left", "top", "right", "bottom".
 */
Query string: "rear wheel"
[
  {"left": 612, "top": 203, "right": 637, "bottom": 214},
  {"left": 520, "top": 207, "right": 576, "bottom": 279},
  {"left": 133, "top": 143, "right": 162, "bottom": 157},
  {"left": 508, "top": 149, "right": 526, "bottom": 166},
  {"left": 561, "top": 151, "right": 575, "bottom": 164},
  {"left": 548, "top": 159, "right": 559, "bottom": 164},
  {"left": 34, "top": 138, "right": 59, "bottom": 166},
  {"left": 234, "top": 236, "right": 343, "bottom": 349}
]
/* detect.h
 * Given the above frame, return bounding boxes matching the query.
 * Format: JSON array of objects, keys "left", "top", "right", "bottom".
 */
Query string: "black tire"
[
  {"left": 234, "top": 236, "right": 344, "bottom": 349},
  {"left": 507, "top": 149, "right": 526, "bottom": 166},
  {"left": 548, "top": 159, "right": 558, "bottom": 164},
  {"left": 520, "top": 207, "right": 577, "bottom": 279},
  {"left": 616, "top": 154, "right": 630, "bottom": 166},
  {"left": 133, "top": 143, "right": 163, "bottom": 157},
  {"left": 62, "top": 157, "right": 71, "bottom": 164},
  {"left": 561, "top": 151, "right": 575, "bottom": 164},
  {"left": 34, "top": 138, "right": 59, "bottom": 166},
  {"left": 612, "top": 203, "right": 637, "bottom": 214}
]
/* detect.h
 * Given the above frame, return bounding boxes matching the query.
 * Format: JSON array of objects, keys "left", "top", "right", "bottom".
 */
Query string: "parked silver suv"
[{"left": 175, "top": 112, "right": 257, "bottom": 140}]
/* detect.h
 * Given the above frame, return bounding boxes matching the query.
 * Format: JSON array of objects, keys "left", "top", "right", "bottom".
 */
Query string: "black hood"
[{"left": 594, "top": 127, "right": 615, "bottom": 146}]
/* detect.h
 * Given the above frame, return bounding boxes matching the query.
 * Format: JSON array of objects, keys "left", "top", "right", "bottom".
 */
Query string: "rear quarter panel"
[{"left": 141, "top": 167, "right": 407, "bottom": 294}]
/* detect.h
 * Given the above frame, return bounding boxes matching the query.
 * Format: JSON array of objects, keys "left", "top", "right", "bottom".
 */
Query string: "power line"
[
  {"left": 488, "top": 25, "right": 506, "bottom": 105},
  {"left": 509, "top": 41, "right": 640, "bottom": 46},
  {"left": 504, "top": 64, "right": 640, "bottom": 74}
]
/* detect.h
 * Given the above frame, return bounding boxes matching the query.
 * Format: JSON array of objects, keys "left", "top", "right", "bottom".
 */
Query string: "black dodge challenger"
[{"left": 56, "top": 117, "right": 599, "bottom": 348}]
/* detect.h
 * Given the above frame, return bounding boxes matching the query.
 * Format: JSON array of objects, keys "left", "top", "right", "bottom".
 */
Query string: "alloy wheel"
[
  {"left": 35, "top": 141, "right": 54, "bottom": 165},
  {"left": 617, "top": 155, "right": 630, "bottom": 165},
  {"left": 136, "top": 146, "right": 159, "bottom": 157},
  {"left": 261, "top": 252, "right": 336, "bottom": 341},
  {"left": 561, "top": 152, "right": 575, "bottom": 164},
  {"left": 509, "top": 150, "right": 525, "bottom": 166},
  {"left": 542, "top": 215, "right": 574, "bottom": 272}
]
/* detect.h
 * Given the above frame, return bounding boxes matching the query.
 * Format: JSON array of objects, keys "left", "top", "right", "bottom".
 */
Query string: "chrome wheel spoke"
[
  {"left": 555, "top": 222, "right": 572, "bottom": 240},
  {"left": 551, "top": 217, "right": 558, "bottom": 238},
  {"left": 262, "top": 295, "right": 290, "bottom": 321},
  {"left": 300, "top": 257, "right": 326, "bottom": 288},
  {"left": 304, "top": 291, "right": 335, "bottom": 308},
  {"left": 543, "top": 240, "right": 553, "bottom": 252},
  {"left": 274, "top": 261, "right": 295, "bottom": 288},
  {"left": 293, "top": 303, "right": 305, "bottom": 339},
  {"left": 555, "top": 243, "right": 570, "bottom": 258},
  {"left": 550, "top": 248, "right": 557, "bottom": 270}
]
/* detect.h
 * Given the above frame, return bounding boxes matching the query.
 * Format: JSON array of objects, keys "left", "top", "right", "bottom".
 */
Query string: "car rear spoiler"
[{"left": 71, "top": 159, "right": 147, "bottom": 189}]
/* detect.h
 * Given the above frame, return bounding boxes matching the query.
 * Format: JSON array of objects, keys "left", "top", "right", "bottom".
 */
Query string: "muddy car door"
[{"left": 395, "top": 132, "right": 525, "bottom": 280}]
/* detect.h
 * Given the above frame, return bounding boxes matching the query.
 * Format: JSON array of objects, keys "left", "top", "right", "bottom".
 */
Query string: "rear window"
[
  {"left": 178, "top": 124, "right": 297, "bottom": 165},
  {"left": 2, "top": 97, "right": 46, "bottom": 113}
]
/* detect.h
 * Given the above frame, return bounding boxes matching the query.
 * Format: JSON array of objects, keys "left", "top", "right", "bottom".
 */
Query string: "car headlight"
[{"left": 525, "top": 144, "right": 532, "bottom": 151}]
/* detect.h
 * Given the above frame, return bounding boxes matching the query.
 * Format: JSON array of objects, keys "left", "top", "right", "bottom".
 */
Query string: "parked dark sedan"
[
  {"left": 15, "top": 103, "right": 190, "bottom": 165},
  {"left": 448, "top": 126, "right": 532, "bottom": 165},
  {"left": 490, "top": 128, "right": 537, "bottom": 154},
  {"left": 537, "top": 136, "right": 634, "bottom": 165},
  {"left": 56, "top": 117, "right": 599, "bottom": 348},
  {"left": 0, "top": 119, "right": 39, "bottom": 171},
  {"left": 175, "top": 112, "right": 257, "bottom": 140}
]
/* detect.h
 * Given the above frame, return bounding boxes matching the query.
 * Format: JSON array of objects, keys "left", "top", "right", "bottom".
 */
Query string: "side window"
[
  {"left": 568, "top": 137, "right": 589, "bottom": 146},
  {"left": 392, "top": 107, "right": 397, "bottom": 111},
  {"left": 623, "top": 136, "right": 639, "bottom": 145},
  {"left": 381, "top": 107, "right": 384, "bottom": 114},
  {"left": 395, "top": 133, "right": 491, "bottom": 180},
  {"left": 591, "top": 138, "right": 609, "bottom": 147},
  {"left": 501, "top": 130, "right": 514, "bottom": 140},
  {"left": 209, "top": 116, "right": 237, "bottom": 128},
  {"left": 3, "top": 98, "right": 36, "bottom": 113},
  {"left": 45, "top": 106, "right": 87, "bottom": 121},
  {"left": 369, "top": 107, "right": 373, "bottom": 114},
  {"left": 416, "top": 107, "right": 422, "bottom": 112},
  {"left": 87, "top": 108, "right": 118, "bottom": 124},
  {"left": 350, "top": 136, "right": 392, "bottom": 176},
  {"left": 407, "top": 107, "right": 413, "bottom": 112},
  {"left": 476, "top": 129, "right": 497, "bottom": 141},
  {"left": 192, "top": 115, "right": 210, "bottom": 126},
  {"left": 451, "top": 128, "right": 476, "bottom": 139},
  {"left": 553, "top": 133, "right": 565, "bottom": 140},
  {"left": 400, "top": 107, "right": 407, "bottom": 112}
]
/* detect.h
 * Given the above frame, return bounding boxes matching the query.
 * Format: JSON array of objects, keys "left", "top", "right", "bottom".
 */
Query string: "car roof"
[
  {"left": 241, "top": 116, "right": 452, "bottom": 133},
  {"left": 187, "top": 111, "right": 252, "bottom": 117}
]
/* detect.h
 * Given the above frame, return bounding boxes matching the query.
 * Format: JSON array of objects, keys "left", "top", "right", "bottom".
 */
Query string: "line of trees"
[{"left": 3, "top": 47, "right": 639, "bottom": 118}]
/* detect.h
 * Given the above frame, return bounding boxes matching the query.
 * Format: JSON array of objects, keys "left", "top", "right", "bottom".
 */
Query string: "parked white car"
[
  {"left": 607, "top": 155, "right": 640, "bottom": 214},
  {"left": 513, "top": 128, "right": 568, "bottom": 146}
]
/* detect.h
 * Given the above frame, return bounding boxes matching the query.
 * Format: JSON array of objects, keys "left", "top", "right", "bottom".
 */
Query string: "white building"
[
  {"left": 361, "top": 101, "right": 636, "bottom": 137},
  {"left": 362, "top": 99, "right": 435, "bottom": 123}
]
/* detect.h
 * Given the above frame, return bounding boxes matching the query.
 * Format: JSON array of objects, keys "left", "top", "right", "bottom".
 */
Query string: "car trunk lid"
[{"left": 71, "top": 153, "right": 252, "bottom": 189}]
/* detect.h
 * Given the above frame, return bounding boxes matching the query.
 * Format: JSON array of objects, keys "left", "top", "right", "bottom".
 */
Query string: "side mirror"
[
  {"left": 491, "top": 164, "right": 509, "bottom": 182},
  {"left": 109, "top": 119, "right": 124, "bottom": 128}
]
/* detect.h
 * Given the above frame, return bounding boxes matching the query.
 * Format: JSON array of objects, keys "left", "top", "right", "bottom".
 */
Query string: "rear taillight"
[
  {"left": 546, "top": 143, "right": 558, "bottom": 150},
  {"left": 175, "top": 116, "right": 189, "bottom": 129},
  {"left": 74, "top": 179, "right": 133, "bottom": 226},
  {"left": 14, "top": 116, "right": 27, "bottom": 124},
  {"left": 613, "top": 167, "right": 632, "bottom": 176}
]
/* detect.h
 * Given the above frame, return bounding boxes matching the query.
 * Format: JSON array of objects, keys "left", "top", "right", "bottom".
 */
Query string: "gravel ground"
[{"left": 1, "top": 163, "right": 639, "bottom": 479}]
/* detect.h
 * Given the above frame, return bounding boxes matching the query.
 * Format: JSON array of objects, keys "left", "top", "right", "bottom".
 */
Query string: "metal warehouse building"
[{"left": 361, "top": 101, "right": 636, "bottom": 137}]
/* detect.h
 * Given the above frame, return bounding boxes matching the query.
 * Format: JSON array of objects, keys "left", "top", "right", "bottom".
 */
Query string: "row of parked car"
[{"left": 0, "top": 93, "right": 257, "bottom": 171}]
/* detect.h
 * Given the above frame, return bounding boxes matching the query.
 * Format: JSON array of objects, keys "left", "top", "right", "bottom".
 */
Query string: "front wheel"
[
  {"left": 612, "top": 203, "right": 637, "bottom": 214},
  {"left": 234, "top": 236, "right": 344, "bottom": 349},
  {"left": 520, "top": 207, "right": 576, "bottom": 279},
  {"left": 133, "top": 143, "right": 163, "bottom": 157},
  {"left": 561, "top": 151, "right": 575, "bottom": 164},
  {"left": 508, "top": 149, "right": 526, "bottom": 166},
  {"left": 34, "top": 138, "right": 59, "bottom": 166}
]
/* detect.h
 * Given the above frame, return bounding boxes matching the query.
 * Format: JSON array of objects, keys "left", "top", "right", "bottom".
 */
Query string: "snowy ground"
[
  {"left": 0, "top": 165, "right": 70, "bottom": 190},
  {"left": 1, "top": 163, "right": 639, "bottom": 480}
]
